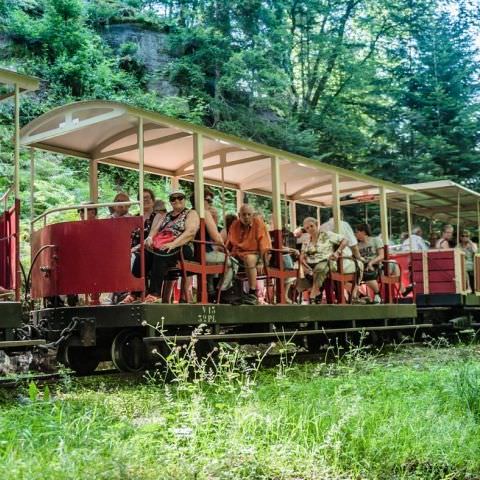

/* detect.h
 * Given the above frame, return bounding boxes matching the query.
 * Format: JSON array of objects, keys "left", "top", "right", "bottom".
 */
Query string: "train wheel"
[
  {"left": 307, "top": 334, "right": 323, "bottom": 353},
  {"left": 111, "top": 330, "right": 146, "bottom": 373},
  {"left": 57, "top": 338, "right": 100, "bottom": 376}
]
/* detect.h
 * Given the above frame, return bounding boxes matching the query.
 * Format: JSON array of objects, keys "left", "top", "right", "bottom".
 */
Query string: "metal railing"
[
  {"left": 0, "top": 187, "right": 12, "bottom": 212},
  {"left": 31, "top": 201, "right": 141, "bottom": 230}
]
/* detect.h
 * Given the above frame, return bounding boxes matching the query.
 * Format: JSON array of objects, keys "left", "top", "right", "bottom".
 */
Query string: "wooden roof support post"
[
  {"left": 388, "top": 208, "right": 392, "bottom": 240},
  {"left": 289, "top": 200, "right": 297, "bottom": 230},
  {"left": 236, "top": 190, "right": 244, "bottom": 213},
  {"left": 14, "top": 83, "right": 20, "bottom": 200},
  {"left": 477, "top": 200, "right": 480, "bottom": 242},
  {"left": 316, "top": 206, "right": 321, "bottom": 226},
  {"left": 138, "top": 116, "right": 145, "bottom": 299},
  {"left": 406, "top": 194, "right": 413, "bottom": 252},
  {"left": 89, "top": 160, "right": 98, "bottom": 203},
  {"left": 271, "top": 155, "right": 284, "bottom": 303},
  {"left": 456, "top": 190, "right": 461, "bottom": 245},
  {"left": 30, "top": 148, "right": 35, "bottom": 235},
  {"left": 271, "top": 156, "right": 282, "bottom": 231},
  {"left": 332, "top": 173, "right": 341, "bottom": 234},
  {"left": 193, "top": 133, "right": 205, "bottom": 219},
  {"left": 220, "top": 152, "right": 226, "bottom": 226},
  {"left": 171, "top": 176, "right": 179, "bottom": 190},
  {"left": 193, "top": 132, "right": 208, "bottom": 303},
  {"left": 283, "top": 182, "right": 289, "bottom": 228},
  {"left": 138, "top": 117, "right": 145, "bottom": 215},
  {"left": 380, "top": 186, "right": 389, "bottom": 245}
]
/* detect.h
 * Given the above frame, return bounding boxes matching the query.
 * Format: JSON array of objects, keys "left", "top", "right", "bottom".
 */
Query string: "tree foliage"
[{"left": 0, "top": 0, "right": 479, "bottom": 221}]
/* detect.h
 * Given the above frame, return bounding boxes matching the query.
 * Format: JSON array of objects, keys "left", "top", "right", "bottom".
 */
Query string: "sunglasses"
[{"left": 169, "top": 195, "right": 185, "bottom": 202}]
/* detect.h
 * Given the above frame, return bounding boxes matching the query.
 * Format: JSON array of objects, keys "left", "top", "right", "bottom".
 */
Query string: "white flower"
[{"left": 171, "top": 426, "right": 193, "bottom": 438}]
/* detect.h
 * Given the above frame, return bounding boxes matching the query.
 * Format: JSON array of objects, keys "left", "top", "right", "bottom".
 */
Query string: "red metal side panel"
[
  {"left": 429, "top": 282, "right": 458, "bottom": 293},
  {"left": 31, "top": 217, "right": 145, "bottom": 298},
  {"left": 10, "top": 201, "right": 19, "bottom": 297},
  {"left": 411, "top": 252, "right": 426, "bottom": 295},
  {"left": 0, "top": 203, "right": 19, "bottom": 292},
  {"left": 0, "top": 211, "right": 6, "bottom": 288},
  {"left": 427, "top": 250, "right": 456, "bottom": 293}
]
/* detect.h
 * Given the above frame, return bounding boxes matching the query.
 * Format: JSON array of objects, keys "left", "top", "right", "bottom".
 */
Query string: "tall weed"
[{"left": 455, "top": 361, "right": 480, "bottom": 420}]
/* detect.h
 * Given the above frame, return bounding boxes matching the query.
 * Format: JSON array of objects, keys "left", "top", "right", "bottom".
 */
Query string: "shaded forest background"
[{"left": 0, "top": 0, "right": 479, "bottom": 230}]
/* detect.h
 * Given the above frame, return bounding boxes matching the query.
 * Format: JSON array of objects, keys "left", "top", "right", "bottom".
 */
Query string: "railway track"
[
  {"left": 0, "top": 334, "right": 458, "bottom": 389},
  {"left": 0, "top": 368, "right": 143, "bottom": 389}
]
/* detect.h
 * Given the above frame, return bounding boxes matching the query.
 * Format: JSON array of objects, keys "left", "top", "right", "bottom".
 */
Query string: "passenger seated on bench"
[
  {"left": 77, "top": 203, "right": 97, "bottom": 221},
  {"left": 321, "top": 214, "right": 363, "bottom": 301},
  {"left": 110, "top": 192, "right": 131, "bottom": 218},
  {"left": 226, "top": 204, "right": 272, "bottom": 305},
  {"left": 142, "top": 189, "right": 199, "bottom": 303},
  {"left": 296, "top": 217, "right": 348, "bottom": 304},
  {"left": 355, "top": 223, "right": 383, "bottom": 304},
  {"left": 457, "top": 230, "right": 477, "bottom": 291},
  {"left": 436, "top": 224, "right": 454, "bottom": 249},
  {"left": 189, "top": 190, "right": 237, "bottom": 300},
  {"left": 401, "top": 226, "right": 428, "bottom": 251}
]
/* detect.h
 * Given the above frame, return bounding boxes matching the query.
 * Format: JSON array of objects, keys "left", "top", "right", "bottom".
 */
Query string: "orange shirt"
[{"left": 227, "top": 217, "right": 272, "bottom": 258}]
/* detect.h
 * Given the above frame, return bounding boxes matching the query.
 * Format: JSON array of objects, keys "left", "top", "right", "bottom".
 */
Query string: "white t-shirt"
[{"left": 320, "top": 218, "right": 357, "bottom": 248}]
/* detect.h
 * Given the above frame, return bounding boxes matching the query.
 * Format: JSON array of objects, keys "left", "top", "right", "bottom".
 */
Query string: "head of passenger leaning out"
[
  {"left": 436, "top": 224, "right": 454, "bottom": 249},
  {"left": 111, "top": 192, "right": 131, "bottom": 218},
  {"left": 226, "top": 204, "right": 272, "bottom": 304}
]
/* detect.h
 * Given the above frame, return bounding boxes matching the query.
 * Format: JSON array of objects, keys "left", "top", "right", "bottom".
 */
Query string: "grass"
[{"left": 1, "top": 343, "right": 480, "bottom": 479}]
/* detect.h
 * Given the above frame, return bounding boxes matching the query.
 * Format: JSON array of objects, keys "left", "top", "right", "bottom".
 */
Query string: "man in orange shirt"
[{"left": 227, "top": 204, "right": 272, "bottom": 304}]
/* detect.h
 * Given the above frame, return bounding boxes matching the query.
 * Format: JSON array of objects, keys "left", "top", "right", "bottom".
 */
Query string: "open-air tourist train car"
[
  {"left": 18, "top": 99, "right": 423, "bottom": 373},
  {"left": 2, "top": 68, "right": 477, "bottom": 375},
  {"left": 386, "top": 180, "right": 480, "bottom": 325}
]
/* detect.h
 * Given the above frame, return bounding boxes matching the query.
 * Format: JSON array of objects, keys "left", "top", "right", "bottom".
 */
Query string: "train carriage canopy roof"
[
  {"left": 388, "top": 180, "right": 480, "bottom": 227},
  {"left": 20, "top": 100, "right": 412, "bottom": 205},
  {"left": 0, "top": 68, "right": 40, "bottom": 102}
]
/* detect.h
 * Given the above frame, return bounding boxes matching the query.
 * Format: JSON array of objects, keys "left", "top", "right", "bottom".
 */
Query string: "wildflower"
[{"left": 171, "top": 426, "right": 193, "bottom": 438}]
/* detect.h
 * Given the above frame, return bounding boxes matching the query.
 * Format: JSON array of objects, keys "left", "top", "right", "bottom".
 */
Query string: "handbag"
[{"left": 152, "top": 230, "right": 175, "bottom": 249}]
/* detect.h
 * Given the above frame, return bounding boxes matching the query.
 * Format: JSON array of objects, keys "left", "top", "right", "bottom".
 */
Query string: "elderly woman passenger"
[
  {"left": 144, "top": 189, "right": 199, "bottom": 303},
  {"left": 297, "top": 217, "right": 348, "bottom": 304},
  {"left": 436, "top": 224, "right": 454, "bottom": 249}
]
